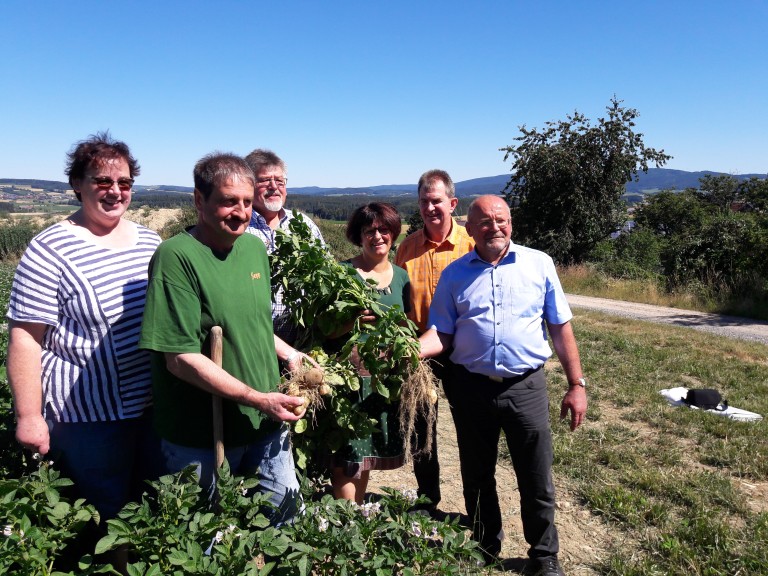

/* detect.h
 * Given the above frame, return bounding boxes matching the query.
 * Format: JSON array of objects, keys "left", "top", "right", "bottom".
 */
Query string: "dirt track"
[{"left": 566, "top": 294, "right": 768, "bottom": 344}]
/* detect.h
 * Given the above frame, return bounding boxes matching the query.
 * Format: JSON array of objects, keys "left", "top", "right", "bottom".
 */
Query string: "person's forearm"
[
  {"left": 164, "top": 351, "right": 304, "bottom": 422},
  {"left": 418, "top": 328, "right": 452, "bottom": 359},
  {"left": 548, "top": 321, "right": 584, "bottom": 384},
  {"left": 165, "top": 352, "right": 268, "bottom": 410},
  {"left": 7, "top": 323, "right": 45, "bottom": 419},
  {"left": 8, "top": 321, "right": 52, "bottom": 453},
  {"left": 274, "top": 335, "right": 298, "bottom": 364}
]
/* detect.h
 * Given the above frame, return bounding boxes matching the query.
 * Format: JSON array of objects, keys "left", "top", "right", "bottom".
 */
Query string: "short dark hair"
[
  {"left": 65, "top": 131, "right": 140, "bottom": 201},
  {"left": 244, "top": 148, "right": 286, "bottom": 177},
  {"left": 193, "top": 153, "right": 255, "bottom": 199},
  {"left": 417, "top": 169, "right": 455, "bottom": 198},
  {"left": 346, "top": 202, "right": 402, "bottom": 247}
]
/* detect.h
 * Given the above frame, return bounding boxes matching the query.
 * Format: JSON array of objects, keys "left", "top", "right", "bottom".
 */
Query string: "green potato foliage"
[
  {"left": 0, "top": 460, "right": 108, "bottom": 576},
  {"left": 270, "top": 215, "right": 422, "bottom": 470}
]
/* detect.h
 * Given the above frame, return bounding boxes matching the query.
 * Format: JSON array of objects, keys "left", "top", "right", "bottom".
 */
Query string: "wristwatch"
[{"left": 569, "top": 377, "right": 587, "bottom": 388}]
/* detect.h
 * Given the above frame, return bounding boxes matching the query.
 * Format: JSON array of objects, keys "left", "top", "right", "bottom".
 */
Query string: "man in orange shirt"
[{"left": 395, "top": 169, "right": 473, "bottom": 514}]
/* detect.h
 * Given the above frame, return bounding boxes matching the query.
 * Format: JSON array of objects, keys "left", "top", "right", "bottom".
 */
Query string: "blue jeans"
[
  {"left": 160, "top": 425, "right": 301, "bottom": 525},
  {"left": 48, "top": 411, "right": 163, "bottom": 520}
]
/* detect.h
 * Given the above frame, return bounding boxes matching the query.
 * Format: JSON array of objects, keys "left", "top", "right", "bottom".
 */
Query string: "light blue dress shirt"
[{"left": 428, "top": 243, "right": 572, "bottom": 378}]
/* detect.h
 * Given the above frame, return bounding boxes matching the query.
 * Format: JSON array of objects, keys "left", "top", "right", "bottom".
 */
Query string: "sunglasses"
[
  {"left": 90, "top": 176, "right": 135, "bottom": 191},
  {"left": 363, "top": 226, "right": 392, "bottom": 239}
]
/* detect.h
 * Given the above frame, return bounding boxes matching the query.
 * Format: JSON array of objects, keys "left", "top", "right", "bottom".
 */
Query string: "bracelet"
[{"left": 285, "top": 349, "right": 300, "bottom": 364}]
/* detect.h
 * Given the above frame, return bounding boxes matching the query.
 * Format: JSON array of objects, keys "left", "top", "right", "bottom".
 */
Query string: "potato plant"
[
  {"left": 281, "top": 348, "right": 379, "bottom": 470},
  {"left": 0, "top": 461, "right": 109, "bottom": 576},
  {"left": 270, "top": 216, "right": 438, "bottom": 467}
]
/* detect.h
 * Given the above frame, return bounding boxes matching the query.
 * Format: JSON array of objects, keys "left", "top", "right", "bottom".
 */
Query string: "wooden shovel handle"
[{"left": 210, "top": 326, "right": 225, "bottom": 469}]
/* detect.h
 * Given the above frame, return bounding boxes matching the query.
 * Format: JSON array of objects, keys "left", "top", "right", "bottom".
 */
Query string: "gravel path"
[{"left": 566, "top": 294, "right": 768, "bottom": 345}]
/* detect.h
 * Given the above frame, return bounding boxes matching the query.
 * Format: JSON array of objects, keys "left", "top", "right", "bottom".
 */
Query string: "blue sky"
[{"left": 1, "top": 0, "right": 766, "bottom": 188}]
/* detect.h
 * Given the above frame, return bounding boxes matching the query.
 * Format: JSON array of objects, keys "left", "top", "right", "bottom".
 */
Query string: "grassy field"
[{"left": 542, "top": 309, "right": 768, "bottom": 575}]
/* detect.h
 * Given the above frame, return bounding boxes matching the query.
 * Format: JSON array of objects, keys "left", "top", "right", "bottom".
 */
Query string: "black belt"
[{"left": 483, "top": 365, "right": 542, "bottom": 385}]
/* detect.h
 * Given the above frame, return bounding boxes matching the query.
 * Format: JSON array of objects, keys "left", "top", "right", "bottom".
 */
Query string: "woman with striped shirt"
[{"left": 6, "top": 132, "right": 161, "bottom": 521}]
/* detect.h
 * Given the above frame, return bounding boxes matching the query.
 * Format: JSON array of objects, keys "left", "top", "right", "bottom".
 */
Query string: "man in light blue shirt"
[
  {"left": 420, "top": 195, "right": 587, "bottom": 576},
  {"left": 244, "top": 149, "right": 325, "bottom": 345}
]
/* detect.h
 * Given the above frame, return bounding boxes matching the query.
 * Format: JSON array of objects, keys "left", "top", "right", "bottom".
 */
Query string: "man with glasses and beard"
[
  {"left": 418, "top": 195, "right": 587, "bottom": 576},
  {"left": 244, "top": 149, "right": 325, "bottom": 347}
]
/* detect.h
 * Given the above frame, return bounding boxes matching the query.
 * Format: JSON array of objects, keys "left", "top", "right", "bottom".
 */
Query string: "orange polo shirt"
[{"left": 395, "top": 219, "right": 474, "bottom": 333}]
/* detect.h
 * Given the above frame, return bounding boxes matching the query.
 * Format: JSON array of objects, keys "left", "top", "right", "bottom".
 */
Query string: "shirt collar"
[
  {"left": 468, "top": 241, "right": 517, "bottom": 265},
  {"left": 250, "top": 208, "right": 288, "bottom": 229},
  {"left": 421, "top": 218, "right": 460, "bottom": 247}
]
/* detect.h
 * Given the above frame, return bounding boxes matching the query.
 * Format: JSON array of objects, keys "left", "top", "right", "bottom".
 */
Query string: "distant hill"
[
  {"left": 2, "top": 169, "right": 764, "bottom": 201},
  {"left": 287, "top": 177, "right": 509, "bottom": 198},
  {"left": 0, "top": 179, "right": 71, "bottom": 192},
  {"left": 624, "top": 169, "right": 765, "bottom": 193},
  {"left": 291, "top": 169, "right": 766, "bottom": 199}
]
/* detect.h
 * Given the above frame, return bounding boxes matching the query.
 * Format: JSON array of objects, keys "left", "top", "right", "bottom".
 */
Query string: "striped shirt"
[
  {"left": 246, "top": 208, "right": 325, "bottom": 344},
  {"left": 7, "top": 222, "right": 160, "bottom": 423},
  {"left": 394, "top": 219, "right": 474, "bottom": 333}
]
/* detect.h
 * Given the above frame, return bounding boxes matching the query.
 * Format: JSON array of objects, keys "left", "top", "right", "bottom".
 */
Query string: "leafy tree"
[
  {"left": 590, "top": 228, "right": 664, "bottom": 281},
  {"left": 634, "top": 189, "right": 712, "bottom": 237},
  {"left": 696, "top": 174, "right": 741, "bottom": 212},
  {"left": 632, "top": 178, "right": 768, "bottom": 306},
  {"left": 739, "top": 176, "right": 768, "bottom": 212},
  {"left": 500, "top": 97, "right": 671, "bottom": 264},
  {"left": 405, "top": 208, "right": 423, "bottom": 236}
]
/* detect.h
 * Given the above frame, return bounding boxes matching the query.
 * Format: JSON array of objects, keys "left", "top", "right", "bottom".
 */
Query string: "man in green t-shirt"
[{"left": 140, "top": 152, "right": 309, "bottom": 524}]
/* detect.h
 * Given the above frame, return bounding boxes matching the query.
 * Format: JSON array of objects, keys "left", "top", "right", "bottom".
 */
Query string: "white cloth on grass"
[{"left": 660, "top": 387, "right": 763, "bottom": 422}]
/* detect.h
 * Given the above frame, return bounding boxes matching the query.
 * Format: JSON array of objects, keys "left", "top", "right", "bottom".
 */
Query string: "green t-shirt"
[{"left": 140, "top": 231, "right": 280, "bottom": 448}]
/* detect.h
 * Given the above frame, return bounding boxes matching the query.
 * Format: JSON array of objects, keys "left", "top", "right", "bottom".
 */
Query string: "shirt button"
[{"left": 497, "top": 322, "right": 501, "bottom": 325}]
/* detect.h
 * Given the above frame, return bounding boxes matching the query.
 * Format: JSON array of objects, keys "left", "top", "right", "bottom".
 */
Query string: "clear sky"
[{"left": 1, "top": 0, "right": 766, "bottom": 188}]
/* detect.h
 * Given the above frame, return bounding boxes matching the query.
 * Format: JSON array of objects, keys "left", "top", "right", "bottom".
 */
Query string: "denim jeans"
[
  {"left": 160, "top": 425, "right": 301, "bottom": 525},
  {"left": 48, "top": 411, "right": 163, "bottom": 520}
]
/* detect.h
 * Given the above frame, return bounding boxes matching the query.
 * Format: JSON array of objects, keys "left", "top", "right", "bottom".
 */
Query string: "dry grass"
[{"left": 558, "top": 264, "right": 714, "bottom": 311}]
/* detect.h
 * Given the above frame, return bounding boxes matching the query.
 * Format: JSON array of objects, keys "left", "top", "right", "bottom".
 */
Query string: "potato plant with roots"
[{"left": 271, "top": 215, "right": 439, "bottom": 470}]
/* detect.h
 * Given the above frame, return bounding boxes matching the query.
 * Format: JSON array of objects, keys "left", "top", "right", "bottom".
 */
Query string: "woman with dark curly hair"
[
  {"left": 325, "top": 202, "right": 410, "bottom": 504},
  {"left": 6, "top": 132, "right": 161, "bottom": 521}
]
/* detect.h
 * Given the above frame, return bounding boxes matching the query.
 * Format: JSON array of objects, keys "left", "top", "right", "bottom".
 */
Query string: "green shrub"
[
  {"left": 0, "top": 221, "right": 42, "bottom": 261},
  {"left": 315, "top": 219, "right": 358, "bottom": 261},
  {"left": 95, "top": 464, "right": 480, "bottom": 575},
  {"left": 158, "top": 206, "right": 197, "bottom": 240}
]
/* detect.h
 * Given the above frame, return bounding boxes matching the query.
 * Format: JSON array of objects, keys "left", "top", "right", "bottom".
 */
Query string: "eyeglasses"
[
  {"left": 363, "top": 226, "right": 392, "bottom": 239},
  {"left": 256, "top": 176, "right": 287, "bottom": 189},
  {"left": 90, "top": 176, "right": 134, "bottom": 191},
  {"left": 476, "top": 218, "right": 510, "bottom": 231}
]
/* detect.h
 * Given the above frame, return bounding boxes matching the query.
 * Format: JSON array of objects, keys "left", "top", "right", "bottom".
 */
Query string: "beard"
[{"left": 263, "top": 195, "right": 283, "bottom": 212}]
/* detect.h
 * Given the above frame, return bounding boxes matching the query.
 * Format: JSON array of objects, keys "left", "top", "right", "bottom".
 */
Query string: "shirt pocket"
[{"left": 504, "top": 284, "right": 545, "bottom": 318}]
